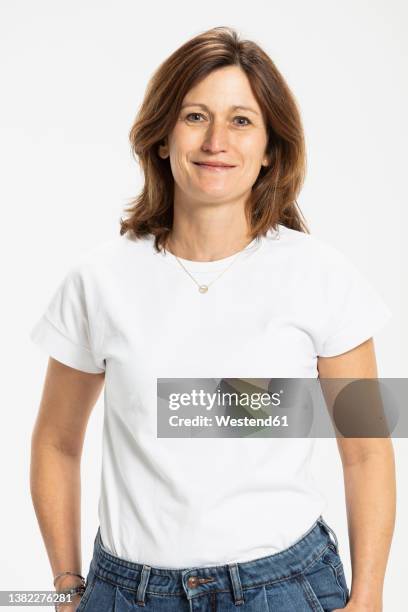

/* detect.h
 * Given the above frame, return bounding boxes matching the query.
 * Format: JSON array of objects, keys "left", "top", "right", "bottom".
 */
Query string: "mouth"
[{"left": 193, "top": 162, "right": 236, "bottom": 171}]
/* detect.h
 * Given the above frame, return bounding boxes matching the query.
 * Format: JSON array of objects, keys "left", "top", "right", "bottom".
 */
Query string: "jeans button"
[{"left": 187, "top": 576, "right": 199, "bottom": 588}]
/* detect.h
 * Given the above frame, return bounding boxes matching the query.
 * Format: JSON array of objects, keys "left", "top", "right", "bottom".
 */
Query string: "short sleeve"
[
  {"left": 30, "top": 265, "right": 105, "bottom": 374},
  {"left": 316, "top": 247, "right": 392, "bottom": 358}
]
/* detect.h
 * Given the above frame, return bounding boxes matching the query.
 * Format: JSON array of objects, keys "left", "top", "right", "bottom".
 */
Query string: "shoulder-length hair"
[{"left": 120, "top": 26, "right": 309, "bottom": 251}]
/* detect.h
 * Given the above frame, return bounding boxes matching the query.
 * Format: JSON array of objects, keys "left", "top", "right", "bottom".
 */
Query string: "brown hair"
[{"left": 120, "top": 26, "right": 309, "bottom": 251}]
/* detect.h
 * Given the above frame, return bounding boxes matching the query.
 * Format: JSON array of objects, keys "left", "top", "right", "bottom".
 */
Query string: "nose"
[{"left": 201, "top": 121, "right": 229, "bottom": 154}]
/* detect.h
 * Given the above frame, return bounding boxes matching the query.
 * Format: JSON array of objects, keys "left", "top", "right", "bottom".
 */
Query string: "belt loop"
[
  {"left": 136, "top": 565, "right": 151, "bottom": 606},
  {"left": 227, "top": 563, "right": 244, "bottom": 606},
  {"left": 318, "top": 515, "right": 339, "bottom": 552}
]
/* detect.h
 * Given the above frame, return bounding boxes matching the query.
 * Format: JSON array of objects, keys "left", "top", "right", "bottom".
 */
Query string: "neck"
[
  {"left": 166, "top": 230, "right": 255, "bottom": 262},
  {"left": 166, "top": 210, "right": 255, "bottom": 262}
]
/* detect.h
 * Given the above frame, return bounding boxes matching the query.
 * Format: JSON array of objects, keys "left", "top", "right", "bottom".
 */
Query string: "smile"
[{"left": 193, "top": 162, "right": 236, "bottom": 172}]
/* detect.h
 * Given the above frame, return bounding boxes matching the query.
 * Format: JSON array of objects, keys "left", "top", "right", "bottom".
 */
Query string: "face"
[{"left": 158, "top": 66, "right": 270, "bottom": 206}]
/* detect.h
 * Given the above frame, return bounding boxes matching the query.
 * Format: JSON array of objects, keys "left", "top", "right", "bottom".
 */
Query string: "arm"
[
  {"left": 30, "top": 357, "right": 105, "bottom": 607},
  {"left": 317, "top": 338, "right": 396, "bottom": 612}
]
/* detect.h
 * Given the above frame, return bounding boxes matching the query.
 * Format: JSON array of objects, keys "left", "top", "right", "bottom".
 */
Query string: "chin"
[{"left": 196, "top": 185, "right": 232, "bottom": 196}]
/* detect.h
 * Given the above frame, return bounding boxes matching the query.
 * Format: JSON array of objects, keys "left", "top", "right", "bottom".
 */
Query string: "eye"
[
  {"left": 234, "top": 116, "right": 251, "bottom": 127},
  {"left": 184, "top": 113, "right": 252, "bottom": 126},
  {"left": 185, "top": 112, "right": 206, "bottom": 122}
]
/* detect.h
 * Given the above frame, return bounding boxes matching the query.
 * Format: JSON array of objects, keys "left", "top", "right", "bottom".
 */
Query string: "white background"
[{"left": 1, "top": 1, "right": 406, "bottom": 610}]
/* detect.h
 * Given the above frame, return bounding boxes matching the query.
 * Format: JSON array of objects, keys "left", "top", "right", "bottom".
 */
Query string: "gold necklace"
[{"left": 169, "top": 237, "right": 260, "bottom": 293}]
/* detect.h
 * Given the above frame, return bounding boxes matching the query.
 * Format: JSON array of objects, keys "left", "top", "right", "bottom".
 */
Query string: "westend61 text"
[{"left": 169, "top": 415, "right": 289, "bottom": 427}]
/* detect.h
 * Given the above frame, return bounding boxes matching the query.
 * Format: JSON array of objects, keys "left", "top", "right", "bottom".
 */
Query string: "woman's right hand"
[{"left": 56, "top": 591, "right": 83, "bottom": 611}]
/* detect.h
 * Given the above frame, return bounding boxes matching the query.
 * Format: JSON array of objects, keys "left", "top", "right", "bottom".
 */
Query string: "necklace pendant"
[{"left": 198, "top": 285, "right": 208, "bottom": 293}]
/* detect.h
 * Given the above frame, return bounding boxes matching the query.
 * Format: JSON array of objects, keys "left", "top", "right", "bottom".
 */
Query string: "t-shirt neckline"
[{"left": 155, "top": 233, "right": 265, "bottom": 273}]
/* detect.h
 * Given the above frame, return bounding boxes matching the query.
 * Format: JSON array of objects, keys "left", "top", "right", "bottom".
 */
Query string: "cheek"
[
  {"left": 167, "top": 144, "right": 187, "bottom": 172},
  {"left": 170, "top": 125, "right": 199, "bottom": 152},
  {"left": 248, "top": 135, "right": 268, "bottom": 160},
  {"left": 172, "top": 153, "right": 192, "bottom": 178},
  {"left": 168, "top": 152, "right": 197, "bottom": 190},
  {"left": 168, "top": 136, "right": 198, "bottom": 173},
  {"left": 234, "top": 133, "right": 266, "bottom": 163}
]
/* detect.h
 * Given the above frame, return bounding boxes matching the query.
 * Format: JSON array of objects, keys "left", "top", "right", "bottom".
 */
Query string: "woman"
[{"left": 30, "top": 26, "right": 395, "bottom": 612}]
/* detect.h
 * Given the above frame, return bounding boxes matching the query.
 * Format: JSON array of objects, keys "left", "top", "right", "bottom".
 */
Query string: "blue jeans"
[{"left": 77, "top": 515, "right": 350, "bottom": 611}]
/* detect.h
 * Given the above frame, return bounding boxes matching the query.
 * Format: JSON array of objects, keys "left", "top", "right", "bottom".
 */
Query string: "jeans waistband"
[{"left": 89, "top": 515, "right": 337, "bottom": 606}]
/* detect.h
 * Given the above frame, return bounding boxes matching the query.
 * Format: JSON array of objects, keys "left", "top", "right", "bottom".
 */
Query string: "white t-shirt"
[{"left": 30, "top": 224, "right": 391, "bottom": 568}]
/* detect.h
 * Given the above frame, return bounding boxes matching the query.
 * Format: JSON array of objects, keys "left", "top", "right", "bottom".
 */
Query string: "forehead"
[{"left": 182, "top": 66, "right": 261, "bottom": 111}]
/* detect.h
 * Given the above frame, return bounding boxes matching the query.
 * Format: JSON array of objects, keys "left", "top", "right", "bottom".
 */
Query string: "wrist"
[{"left": 54, "top": 572, "right": 85, "bottom": 590}]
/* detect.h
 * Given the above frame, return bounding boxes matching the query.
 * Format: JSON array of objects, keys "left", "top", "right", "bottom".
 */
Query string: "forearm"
[
  {"left": 343, "top": 445, "right": 396, "bottom": 610},
  {"left": 30, "top": 437, "right": 82, "bottom": 581}
]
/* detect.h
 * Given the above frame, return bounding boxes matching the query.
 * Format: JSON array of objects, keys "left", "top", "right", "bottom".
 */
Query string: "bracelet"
[
  {"left": 53, "top": 572, "right": 85, "bottom": 588},
  {"left": 56, "top": 585, "right": 85, "bottom": 596}
]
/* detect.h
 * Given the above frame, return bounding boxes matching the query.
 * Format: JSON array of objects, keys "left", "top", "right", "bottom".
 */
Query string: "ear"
[
  {"left": 158, "top": 139, "right": 169, "bottom": 159},
  {"left": 261, "top": 147, "right": 271, "bottom": 167}
]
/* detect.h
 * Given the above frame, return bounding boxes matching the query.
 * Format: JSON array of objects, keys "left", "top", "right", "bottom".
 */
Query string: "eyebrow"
[{"left": 180, "top": 102, "right": 259, "bottom": 116}]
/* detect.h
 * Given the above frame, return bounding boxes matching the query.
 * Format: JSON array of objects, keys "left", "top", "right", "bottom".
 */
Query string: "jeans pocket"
[
  {"left": 333, "top": 565, "right": 350, "bottom": 605},
  {"left": 300, "top": 547, "right": 349, "bottom": 611},
  {"left": 77, "top": 575, "right": 117, "bottom": 611},
  {"left": 114, "top": 586, "right": 136, "bottom": 612},
  {"left": 298, "top": 574, "right": 325, "bottom": 612},
  {"left": 76, "top": 571, "right": 97, "bottom": 612},
  {"left": 321, "top": 544, "right": 350, "bottom": 604}
]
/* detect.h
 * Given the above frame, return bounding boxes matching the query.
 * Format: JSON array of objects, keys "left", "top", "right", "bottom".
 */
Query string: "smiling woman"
[
  {"left": 30, "top": 25, "right": 395, "bottom": 612},
  {"left": 121, "top": 26, "right": 308, "bottom": 256},
  {"left": 163, "top": 65, "right": 271, "bottom": 205}
]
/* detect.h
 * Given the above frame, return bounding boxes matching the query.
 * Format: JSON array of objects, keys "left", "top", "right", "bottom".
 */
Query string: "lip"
[{"left": 193, "top": 161, "right": 236, "bottom": 171}]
